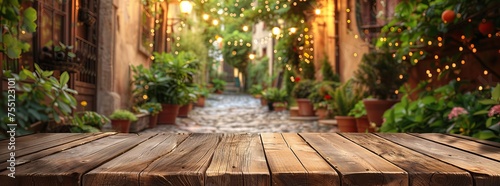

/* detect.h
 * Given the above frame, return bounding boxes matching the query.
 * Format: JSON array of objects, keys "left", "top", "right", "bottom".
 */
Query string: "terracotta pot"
[
  {"left": 260, "top": 97, "right": 268, "bottom": 106},
  {"left": 273, "top": 102, "right": 287, "bottom": 112},
  {"left": 215, "top": 90, "right": 223, "bottom": 94},
  {"left": 178, "top": 103, "right": 193, "bottom": 118},
  {"left": 158, "top": 104, "right": 180, "bottom": 124},
  {"left": 111, "top": 119, "right": 131, "bottom": 133},
  {"left": 289, "top": 106, "right": 299, "bottom": 117},
  {"left": 296, "top": 99, "right": 315, "bottom": 116},
  {"left": 363, "top": 99, "right": 399, "bottom": 127},
  {"left": 335, "top": 116, "right": 357, "bottom": 132},
  {"left": 196, "top": 96, "right": 206, "bottom": 107},
  {"left": 316, "top": 108, "right": 329, "bottom": 120},
  {"left": 149, "top": 114, "right": 158, "bottom": 128},
  {"left": 356, "top": 116, "right": 373, "bottom": 133}
]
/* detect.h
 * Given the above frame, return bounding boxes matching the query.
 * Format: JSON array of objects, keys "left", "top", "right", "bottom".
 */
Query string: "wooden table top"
[{"left": 1, "top": 133, "right": 499, "bottom": 186}]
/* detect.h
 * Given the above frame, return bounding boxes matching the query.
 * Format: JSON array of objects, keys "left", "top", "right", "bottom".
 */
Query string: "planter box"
[{"left": 129, "top": 113, "right": 150, "bottom": 133}]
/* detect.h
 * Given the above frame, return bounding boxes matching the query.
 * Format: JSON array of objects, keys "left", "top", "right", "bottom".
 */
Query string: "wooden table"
[{"left": 1, "top": 133, "right": 499, "bottom": 185}]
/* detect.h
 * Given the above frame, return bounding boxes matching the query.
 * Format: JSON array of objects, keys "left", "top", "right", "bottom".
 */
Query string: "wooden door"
[{"left": 74, "top": 0, "right": 98, "bottom": 111}]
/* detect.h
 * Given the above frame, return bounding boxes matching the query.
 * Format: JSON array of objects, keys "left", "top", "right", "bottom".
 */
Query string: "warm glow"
[
  {"left": 272, "top": 27, "right": 281, "bottom": 36},
  {"left": 249, "top": 54, "right": 255, "bottom": 60},
  {"left": 290, "top": 27, "right": 297, "bottom": 34},
  {"left": 180, "top": 0, "right": 193, "bottom": 14},
  {"left": 242, "top": 25, "right": 249, "bottom": 32},
  {"left": 212, "top": 19, "right": 219, "bottom": 25},
  {"left": 202, "top": 14, "right": 209, "bottom": 20},
  {"left": 315, "top": 8, "right": 321, "bottom": 15}
]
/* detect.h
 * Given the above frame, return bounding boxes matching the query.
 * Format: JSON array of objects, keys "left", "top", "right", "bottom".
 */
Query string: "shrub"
[{"left": 109, "top": 110, "right": 138, "bottom": 121}]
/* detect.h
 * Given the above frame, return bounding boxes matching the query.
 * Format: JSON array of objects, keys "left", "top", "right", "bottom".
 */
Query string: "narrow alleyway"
[{"left": 140, "top": 94, "right": 337, "bottom": 133}]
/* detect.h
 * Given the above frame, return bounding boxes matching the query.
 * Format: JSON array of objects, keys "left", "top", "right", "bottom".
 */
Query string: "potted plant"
[
  {"left": 211, "top": 78, "right": 227, "bottom": 94},
  {"left": 354, "top": 49, "right": 408, "bottom": 127},
  {"left": 348, "top": 100, "right": 373, "bottom": 132},
  {"left": 292, "top": 79, "right": 316, "bottom": 116},
  {"left": 266, "top": 87, "right": 288, "bottom": 112},
  {"left": 109, "top": 109, "right": 137, "bottom": 133},
  {"left": 69, "top": 111, "right": 110, "bottom": 133},
  {"left": 249, "top": 84, "right": 264, "bottom": 98},
  {"left": 195, "top": 86, "right": 210, "bottom": 107},
  {"left": 178, "top": 87, "right": 197, "bottom": 118},
  {"left": 308, "top": 81, "right": 339, "bottom": 119},
  {"left": 132, "top": 52, "right": 196, "bottom": 124},
  {"left": 141, "top": 102, "right": 162, "bottom": 128},
  {"left": 331, "top": 80, "right": 363, "bottom": 132}
]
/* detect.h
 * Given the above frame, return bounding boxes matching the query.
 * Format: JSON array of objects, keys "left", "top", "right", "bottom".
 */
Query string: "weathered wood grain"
[
  {"left": 378, "top": 133, "right": 500, "bottom": 186},
  {"left": 0, "top": 133, "right": 83, "bottom": 155},
  {"left": 413, "top": 133, "right": 500, "bottom": 161},
  {"left": 300, "top": 133, "right": 408, "bottom": 186},
  {"left": 0, "top": 132, "right": 115, "bottom": 171},
  {"left": 262, "top": 133, "right": 340, "bottom": 185},
  {"left": 0, "top": 133, "right": 155, "bottom": 186},
  {"left": 83, "top": 133, "right": 190, "bottom": 186},
  {"left": 448, "top": 134, "right": 500, "bottom": 148},
  {"left": 281, "top": 133, "right": 340, "bottom": 186},
  {"left": 342, "top": 133, "right": 473, "bottom": 186},
  {"left": 205, "top": 134, "right": 269, "bottom": 186},
  {"left": 140, "top": 133, "right": 221, "bottom": 186}
]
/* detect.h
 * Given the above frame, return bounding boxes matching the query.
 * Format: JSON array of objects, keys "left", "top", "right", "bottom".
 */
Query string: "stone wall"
[{"left": 98, "top": 0, "right": 151, "bottom": 115}]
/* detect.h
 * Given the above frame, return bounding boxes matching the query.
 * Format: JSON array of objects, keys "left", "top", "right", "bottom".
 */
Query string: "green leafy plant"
[
  {"left": 354, "top": 49, "right": 408, "bottom": 100},
  {"left": 292, "top": 79, "right": 315, "bottom": 99},
  {"left": 263, "top": 87, "right": 288, "bottom": 103},
  {"left": 140, "top": 102, "right": 162, "bottom": 115},
  {"left": 382, "top": 81, "right": 499, "bottom": 142},
  {"left": 321, "top": 56, "right": 339, "bottom": 82},
  {"left": 211, "top": 78, "right": 227, "bottom": 92},
  {"left": 109, "top": 110, "right": 138, "bottom": 121},
  {"left": 69, "top": 111, "right": 110, "bottom": 133},
  {"left": 0, "top": 1, "right": 37, "bottom": 59},
  {"left": 308, "top": 81, "right": 339, "bottom": 109},
  {"left": 348, "top": 100, "right": 367, "bottom": 118},
  {"left": 1, "top": 64, "right": 77, "bottom": 138},
  {"left": 330, "top": 80, "right": 363, "bottom": 116},
  {"left": 249, "top": 84, "right": 264, "bottom": 96}
]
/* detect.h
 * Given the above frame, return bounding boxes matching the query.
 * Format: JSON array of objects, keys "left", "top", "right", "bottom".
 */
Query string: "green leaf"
[
  {"left": 59, "top": 72, "right": 70, "bottom": 86},
  {"left": 478, "top": 99, "right": 497, "bottom": 105},
  {"left": 67, "top": 52, "right": 76, "bottom": 58},
  {"left": 486, "top": 117, "right": 493, "bottom": 127},
  {"left": 476, "top": 130, "right": 496, "bottom": 140},
  {"left": 492, "top": 84, "right": 500, "bottom": 101},
  {"left": 23, "top": 7, "right": 37, "bottom": 21},
  {"left": 473, "top": 110, "right": 489, "bottom": 115}
]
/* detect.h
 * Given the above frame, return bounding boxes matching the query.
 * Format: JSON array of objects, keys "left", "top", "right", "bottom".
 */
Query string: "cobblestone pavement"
[{"left": 140, "top": 94, "right": 337, "bottom": 133}]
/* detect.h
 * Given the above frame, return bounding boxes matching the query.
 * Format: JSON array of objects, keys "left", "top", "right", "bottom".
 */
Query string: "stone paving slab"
[{"left": 140, "top": 94, "right": 337, "bottom": 133}]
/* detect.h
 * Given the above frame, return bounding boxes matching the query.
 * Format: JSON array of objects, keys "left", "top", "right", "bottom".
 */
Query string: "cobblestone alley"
[{"left": 140, "top": 94, "right": 337, "bottom": 133}]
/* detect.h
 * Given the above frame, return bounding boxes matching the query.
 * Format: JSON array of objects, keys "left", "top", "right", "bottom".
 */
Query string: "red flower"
[
  {"left": 324, "top": 94, "right": 332, "bottom": 100},
  {"left": 295, "top": 77, "right": 301, "bottom": 83}
]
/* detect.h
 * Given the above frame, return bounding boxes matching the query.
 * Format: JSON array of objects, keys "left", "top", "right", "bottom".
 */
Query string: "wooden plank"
[
  {"left": 0, "top": 133, "right": 155, "bottom": 186},
  {"left": 449, "top": 134, "right": 500, "bottom": 148},
  {"left": 0, "top": 133, "right": 102, "bottom": 162},
  {"left": 261, "top": 133, "right": 309, "bottom": 185},
  {"left": 261, "top": 133, "right": 339, "bottom": 185},
  {"left": 300, "top": 133, "right": 408, "bottom": 185},
  {"left": 342, "top": 133, "right": 473, "bottom": 185},
  {"left": 0, "top": 133, "right": 82, "bottom": 155},
  {"left": 414, "top": 133, "right": 500, "bottom": 161},
  {"left": 140, "top": 133, "right": 221, "bottom": 186},
  {"left": 282, "top": 133, "right": 340, "bottom": 185},
  {"left": 83, "top": 133, "right": 189, "bottom": 186},
  {"left": 0, "top": 132, "right": 115, "bottom": 171},
  {"left": 378, "top": 133, "right": 500, "bottom": 185},
  {"left": 205, "top": 134, "right": 270, "bottom": 186}
]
